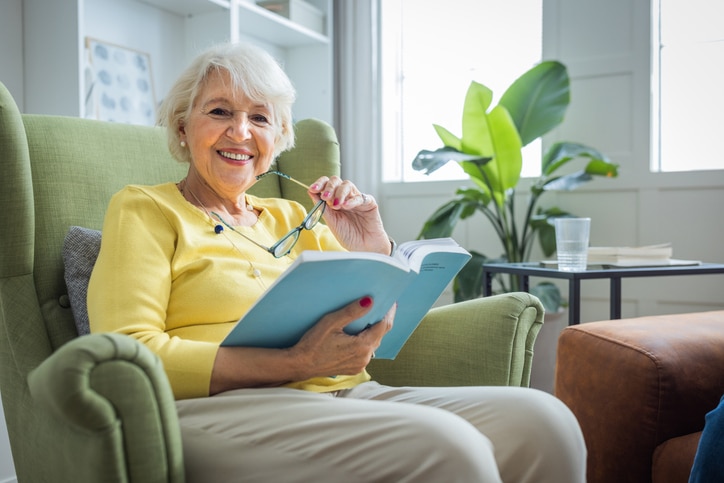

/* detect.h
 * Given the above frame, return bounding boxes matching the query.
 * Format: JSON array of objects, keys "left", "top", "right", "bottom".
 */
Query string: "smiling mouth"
[{"left": 219, "top": 150, "right": 251, "bottom": 161}]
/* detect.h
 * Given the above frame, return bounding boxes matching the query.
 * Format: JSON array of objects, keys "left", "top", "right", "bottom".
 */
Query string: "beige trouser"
[{"left": 176, "top": 382, "right": 586, "bottom": 483}]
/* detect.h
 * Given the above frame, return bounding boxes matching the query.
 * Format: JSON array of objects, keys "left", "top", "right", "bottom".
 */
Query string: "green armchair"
[{"left": 0, "top": 81, "right": 544, "bottom": 482}]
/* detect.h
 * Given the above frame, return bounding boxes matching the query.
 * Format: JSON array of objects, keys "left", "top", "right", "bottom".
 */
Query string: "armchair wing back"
[{"left": 0, "top": 81, "right": 543, "bottom": 482}]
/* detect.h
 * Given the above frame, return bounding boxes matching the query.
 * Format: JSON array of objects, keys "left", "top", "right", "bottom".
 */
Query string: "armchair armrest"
[
  {"left": 27, "top": 333, "right": 184, "bottom": 483},
  {"left": 368, "top": 292, "right": 544, "bottom": 387}
]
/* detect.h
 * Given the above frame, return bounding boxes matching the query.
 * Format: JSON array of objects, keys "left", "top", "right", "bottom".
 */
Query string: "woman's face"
[{"left": 180, "top": 69, "right": 277, "bottom": 199}]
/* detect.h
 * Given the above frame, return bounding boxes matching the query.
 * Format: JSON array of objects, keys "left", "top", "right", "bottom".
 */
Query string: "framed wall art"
[{"left": 85, "top": 38, "right": 156, "bottom": 126}]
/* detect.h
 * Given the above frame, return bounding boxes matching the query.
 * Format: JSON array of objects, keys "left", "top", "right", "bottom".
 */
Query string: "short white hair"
[{"left": 158, "top": 42, "right": 296, "bottom": 164}]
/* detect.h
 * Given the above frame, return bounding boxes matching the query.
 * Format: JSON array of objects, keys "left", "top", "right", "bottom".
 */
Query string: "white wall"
[
  {"left": 0, "top": 0, "right": 24, "bottom": 109},
  {"left": 380, "top": 0, "right": 724, "bottom": 322}
]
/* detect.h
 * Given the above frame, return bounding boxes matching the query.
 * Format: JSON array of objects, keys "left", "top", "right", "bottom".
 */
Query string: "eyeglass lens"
[
  {"left": 304, "top": 200, "right": 326, "bottom": 229},
  {"left": 270, "top": 200, "right": 326, "bottom": 257}
]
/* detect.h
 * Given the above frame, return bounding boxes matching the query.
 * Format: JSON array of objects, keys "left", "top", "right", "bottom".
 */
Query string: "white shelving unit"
[
  {"left": 233, "top": 0, "right": 329, "bottom": 47},
  {"left": 22, "top": 0, "right": 334, "bottom": 125}
]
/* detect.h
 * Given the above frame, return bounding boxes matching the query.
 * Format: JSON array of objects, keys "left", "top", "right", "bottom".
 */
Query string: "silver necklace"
[{"left": 179, "top": 179, "right": 267, "bottom": 290}]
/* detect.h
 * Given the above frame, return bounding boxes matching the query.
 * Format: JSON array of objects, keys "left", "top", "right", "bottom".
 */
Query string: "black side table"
[{"left": 482, "top": 262, "right": 724, "bottom": 325}]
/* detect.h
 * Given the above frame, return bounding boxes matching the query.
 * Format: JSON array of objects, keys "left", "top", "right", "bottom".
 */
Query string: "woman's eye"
[
  {"left": 207, "top": 108, "right": 232, "bottom": 118},
  {"left": 251, "top": 114, "right": 270, "bottom": 124}
]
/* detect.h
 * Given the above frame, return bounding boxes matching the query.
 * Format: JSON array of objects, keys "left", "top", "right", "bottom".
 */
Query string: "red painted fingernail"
[
  {"left": 333, "top": 198, "right": 340, "bottom": 207},
  {"left": 323, "top": 191, "right": 331, "bottom": 198},
  {"left": 359, "top": 296, "right": 372, "bottom": 308}
]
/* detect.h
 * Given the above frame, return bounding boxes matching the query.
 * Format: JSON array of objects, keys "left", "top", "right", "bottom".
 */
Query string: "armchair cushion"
[
  {"left": 652, "top": 432, "right": 702, "bottom": 483},
  {"left": 62, "top": 226, "right": 102, "bottom": 336}
]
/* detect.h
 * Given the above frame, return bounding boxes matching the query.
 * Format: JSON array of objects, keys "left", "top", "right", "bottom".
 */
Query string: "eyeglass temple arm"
[
  {"left": 210, "top": 211, "right": 275, "bottom": 253},
  {"left": 256, "top": 170, "right": 311, "bottom": 190}
]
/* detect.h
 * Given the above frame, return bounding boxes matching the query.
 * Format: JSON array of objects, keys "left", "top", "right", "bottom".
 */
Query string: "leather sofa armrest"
[
  {"left": 27, "top": 333, "right": 184, "bottom": 483},
  {"left": 555, "top": 311, "right": 724, "bottom": 483},
  {"left": 369, "top": 292, "right": 544, "bottom": 387}
]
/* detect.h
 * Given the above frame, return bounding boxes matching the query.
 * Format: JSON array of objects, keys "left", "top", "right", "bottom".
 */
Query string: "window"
[
  {"left": 652, "top": 0, "right": 724, "bottom": 172},
  {"left": 380, "top": 0, "right": 543, "bottom": 182}
]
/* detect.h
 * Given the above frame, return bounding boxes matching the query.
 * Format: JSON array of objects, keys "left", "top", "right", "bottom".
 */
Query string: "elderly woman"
[{"left": 88, "top": 42, "right": 586, "bottom": 482}]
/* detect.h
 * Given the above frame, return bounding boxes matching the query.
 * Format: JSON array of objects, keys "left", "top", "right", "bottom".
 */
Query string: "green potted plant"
[{"left": 412, "top": 60, "right": 619, "bottom": 311}]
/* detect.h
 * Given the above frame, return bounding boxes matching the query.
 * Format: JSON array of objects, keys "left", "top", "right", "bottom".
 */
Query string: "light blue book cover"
[{"left": 221, "top": 238, "right": 471, "bottom": 359}]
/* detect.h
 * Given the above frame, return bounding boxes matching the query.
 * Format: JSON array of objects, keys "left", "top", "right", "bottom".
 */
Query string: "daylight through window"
[
  {"left": 380, "top": 0, "right": 543, "bottom": 183},
  {"left": 653, "top": 0, "right": 724, "bottom": 172}
]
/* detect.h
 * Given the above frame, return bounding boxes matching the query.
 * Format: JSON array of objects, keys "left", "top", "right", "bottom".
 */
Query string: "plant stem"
[
  {"left": 479, "top": 205, "right": 507, "bottom": 242},
  {"left": 520, "top": 189, "right": 542, "bottom": 261},
  {"left": 506, "top": 193, "right": 522, "bottom": 262}
]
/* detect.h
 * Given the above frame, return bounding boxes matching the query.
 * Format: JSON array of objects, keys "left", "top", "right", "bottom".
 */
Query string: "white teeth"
[{"left": 219, "top": 151, "right": 251, "bottom": 161}]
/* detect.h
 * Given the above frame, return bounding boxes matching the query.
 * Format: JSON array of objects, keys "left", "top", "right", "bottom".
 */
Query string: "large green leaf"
[
  {"left": 433, "top": 124, "right": 462, "bottom": 150},
  {"left": 541, "top": 170, "right": 593, "bottom": 191},
  {"left": 457, "top": 164, "right": 494, "bottom": 201},
  {"left": 542, "top": 142, "right": 614, "bottom": 176},
  {"left": 536, "top": 222, "right": 557, "bottom": 257},
  {"left": 460, "top": 105, "right": 522, "bottom": 207},
  {"left": 530, "top": 282, "right": 563, "bottom": 313},
  {"left": 585, "top": 159, "right": 619, "bottom": 177},
  {"left": 456, "top": 187, "right": 492, "bottom": 207},
  {"left": 461, "top": 81, "right": 494, "bottom": 156},
  {"left": 486, "top": 106, "right": 523, "bottom": 193},
  {"left": 453, "top": 251, "right": 488, "bottom": 302},
  {"left": 418, "top": 189, "right": 492, "bottom": 240},
  {"left": 532, "top": 206, "right": 570, "bottom": 256},
  {"left": 417, "top": 199, "right": 468, "bottom": 239},
  {"left": 412, "top": 146, "right": 490, "bottom": 175},
  {"left": 499, "top": 61, "right": 570, "bottom": 146}
]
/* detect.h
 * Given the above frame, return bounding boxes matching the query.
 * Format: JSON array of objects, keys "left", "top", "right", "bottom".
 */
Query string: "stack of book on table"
[{"left": 586, "top": 243, "right": 701, "bottom": 268}]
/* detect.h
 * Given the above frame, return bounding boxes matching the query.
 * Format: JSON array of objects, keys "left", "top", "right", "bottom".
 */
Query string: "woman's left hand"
[{"left": 309, "top": 176, "right": 391, "bottom": 254}]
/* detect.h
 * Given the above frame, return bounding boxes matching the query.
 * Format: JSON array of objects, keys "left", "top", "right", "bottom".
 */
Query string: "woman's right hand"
[
  {"left": 209, "top": 297, "right": 394, "bottom": 395},
  {"left": 291, "top": 296, "right": 395, "bottom": 378}
]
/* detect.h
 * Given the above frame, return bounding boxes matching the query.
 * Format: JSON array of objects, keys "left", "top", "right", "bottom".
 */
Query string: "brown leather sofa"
[{"left": 555, "top": 311, "right": 724, "bottom": 483}]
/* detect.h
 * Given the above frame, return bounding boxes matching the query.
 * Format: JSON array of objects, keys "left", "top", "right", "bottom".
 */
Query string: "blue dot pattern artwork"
[{"left": 86, "top": 39, "right": 155, "bottom": 126}]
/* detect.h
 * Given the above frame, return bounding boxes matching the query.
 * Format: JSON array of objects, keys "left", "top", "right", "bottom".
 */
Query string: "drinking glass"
[{"left": 554, "top": 217, "right": 591, "bottom": 271}]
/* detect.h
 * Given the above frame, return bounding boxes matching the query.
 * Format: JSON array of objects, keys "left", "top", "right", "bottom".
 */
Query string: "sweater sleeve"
[{"left": 88, "top": 186, "right": 219, "bottom": 399}]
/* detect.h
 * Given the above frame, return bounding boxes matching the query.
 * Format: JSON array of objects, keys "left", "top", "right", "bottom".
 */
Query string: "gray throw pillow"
[{"left": 62, "top": 226, "right": 102, "bottom": 336}]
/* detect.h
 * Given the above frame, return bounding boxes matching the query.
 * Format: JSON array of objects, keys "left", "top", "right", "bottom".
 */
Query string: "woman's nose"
[{"left": 227, "top": 113, "right": 251, "bottom": 140}]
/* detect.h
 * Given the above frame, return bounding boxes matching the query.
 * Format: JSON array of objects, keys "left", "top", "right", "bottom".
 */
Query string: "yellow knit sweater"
[{"left": 88, "top": 183, "right": 370, "bottom": 399}]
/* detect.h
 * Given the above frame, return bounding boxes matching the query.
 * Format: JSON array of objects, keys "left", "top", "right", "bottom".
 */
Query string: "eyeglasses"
[{"left": 211, "top": 171, "right": 326, "bottom": 258}]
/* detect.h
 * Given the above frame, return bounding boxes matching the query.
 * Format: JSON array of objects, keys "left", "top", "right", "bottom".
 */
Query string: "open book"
[{"left": 221, "top": 238, "right": 471, "bottom": 359}]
